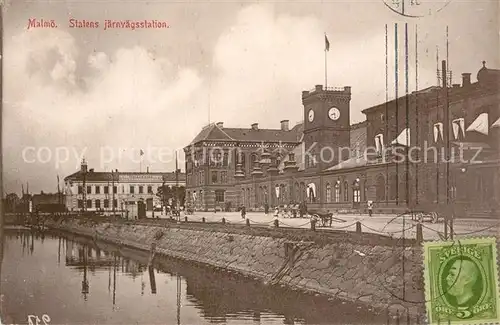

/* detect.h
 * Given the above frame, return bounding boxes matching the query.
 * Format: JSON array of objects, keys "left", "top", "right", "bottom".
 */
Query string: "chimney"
[
  {"left": 251, "top": 123, "right": 259, "bottom": 130},
  {"left": 462, "top": 73, "right": 471, "bottom": 86},
  {"left": 280, "top": 120, "right": 290, "bottom": 131},
  {"left": 216, "top": 121, "right": 224, "bottom": 128},
  {"left": 147, "top": 166, "right": 149, "bottom": 173}
]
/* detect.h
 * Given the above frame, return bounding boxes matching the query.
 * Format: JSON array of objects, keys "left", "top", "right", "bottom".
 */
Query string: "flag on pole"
[{"left": 325, "top": 34, "right": 330, "bottom": 52}]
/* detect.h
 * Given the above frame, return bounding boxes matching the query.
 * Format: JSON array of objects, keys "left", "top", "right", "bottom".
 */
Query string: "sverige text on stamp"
[{"left": 423, "top": 237, "right": 500, "bottom": 325}]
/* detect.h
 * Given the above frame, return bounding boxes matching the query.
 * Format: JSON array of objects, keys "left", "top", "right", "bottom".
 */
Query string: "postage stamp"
[{"left": 423, "top": 237, "right": 500, "bottom": 325}]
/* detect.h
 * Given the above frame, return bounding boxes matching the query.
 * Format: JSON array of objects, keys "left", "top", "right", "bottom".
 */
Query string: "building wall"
[
  {"left": 185, "top": 74, "right": 500, "bottom": 216},
  {"left": 65, "top": 174, "right": 185, "bottom": 212}
]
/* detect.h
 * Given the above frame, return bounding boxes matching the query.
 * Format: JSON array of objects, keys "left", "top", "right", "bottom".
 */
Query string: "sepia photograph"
[{"left": 1, "top": 0, "right": 499, "bottom": 324}]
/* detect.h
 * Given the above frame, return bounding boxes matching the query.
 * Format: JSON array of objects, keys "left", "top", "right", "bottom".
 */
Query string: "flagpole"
[{"left": 324, "top": 33, "right": 328, "bottom": 89}]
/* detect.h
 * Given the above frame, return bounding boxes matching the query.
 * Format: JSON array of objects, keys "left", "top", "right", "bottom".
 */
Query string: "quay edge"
[{"left": 46, "top": 218, "right": 425, "bottom": 318}]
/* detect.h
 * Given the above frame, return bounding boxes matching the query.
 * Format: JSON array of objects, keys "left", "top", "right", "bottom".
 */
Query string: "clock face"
[
  {"left": 308, "top": 109, "right": 315, "bottom": 122},
  {"left": 328, "top": 107, "right": 340, "bottom": 121}
]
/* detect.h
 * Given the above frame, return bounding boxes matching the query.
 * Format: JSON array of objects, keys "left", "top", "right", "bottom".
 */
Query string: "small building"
[{"left": 64, "top": 160, "right": 186, "bottom": 215}]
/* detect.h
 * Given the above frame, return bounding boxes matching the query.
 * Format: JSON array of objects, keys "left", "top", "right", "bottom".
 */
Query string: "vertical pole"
[
  {"left": 324, "top": 33, "right": 328, "bottom": 89},
  {"left": 395, "top": 23, "right": 399, "bottom": 204},
  {"left": 415, "top": 24, "right": 419, "bottom": 206},
  {"left": 175, "top": 151, "right": 180, "bottom": 221},
  {"left": 83, "top": 171, "right": 87, "bottom": 213},
  {"left": 405, "top": 23, "right": 409, "bottom": 207},
  {"left": 112, "top": 171, "right": 115, "bottom": 216},
  {"left": 385, "top": 23, "right": 389, "bottom": 206},
  {"left": 442, "top": 59, "right": 450, "bottom": 238}
]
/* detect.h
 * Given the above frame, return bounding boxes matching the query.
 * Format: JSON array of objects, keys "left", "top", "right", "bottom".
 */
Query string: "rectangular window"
[
  {"left": 95, "top": 186, "right": 101, "bottom": 194},
  {"left": 104, "top": 186, "right": 109, "bottom": 194},
  {"left": 130, "top": 186, "right": 135, "bottom": 194},
  {"left": 139, "top": 186, "right": 144, "bottom": 194},
  {"left": 147, "top": 186, "right": 153, "bottom": 194},
  {"left": 86, "top": 200, "right": 92, "bottom": 208},
  {"left": 334, "top": 187, "right": 340, "bottom": 202},
  {"left": 95, "top": 199, "right": 101, "bottom": 209},
  {"left": 114, "top": 186, "right": 118, "bottom": 194},
  {"left": 221, "top": 171, "right": 227, "bottom": 183},
  {"left": 78, "top": 200, "right": 83, "bottom": 208},
  {"left": 212, "top": 171, "right": 218, "bottom": 183},
  {"left": 215, "top": 190, "right": 225, "bottom": 203},
  {"left": 87, "top": 186, "right": 92, "bottom": 194},
  {"left": 113, "top": 199, "right": 118, "bottom": 208},
  {"left": 104, "top": 199, "right": 110, "bottom": 208},
  {"left": 78, "top": 186, "right": 83, "bottom": 194}
]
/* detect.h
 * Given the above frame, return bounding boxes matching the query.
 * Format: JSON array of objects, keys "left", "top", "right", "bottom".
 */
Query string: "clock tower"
[{"left": 302, "top": 84, "right": 351, "bottom": 171}]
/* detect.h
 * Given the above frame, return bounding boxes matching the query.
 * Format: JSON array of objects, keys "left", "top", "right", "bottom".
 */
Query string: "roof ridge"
[{"left": 214, "top": 124, "right": 236, "bottom": 140}]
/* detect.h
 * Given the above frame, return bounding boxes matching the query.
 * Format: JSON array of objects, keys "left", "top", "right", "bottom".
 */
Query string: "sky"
[{"left": 2, "top": 0, "right": 499, "bottom": 194}]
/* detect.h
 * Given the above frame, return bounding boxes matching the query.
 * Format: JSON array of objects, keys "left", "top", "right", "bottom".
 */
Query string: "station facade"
[{"left": 184, "top": 62, "right": 500, "bottom": 217}]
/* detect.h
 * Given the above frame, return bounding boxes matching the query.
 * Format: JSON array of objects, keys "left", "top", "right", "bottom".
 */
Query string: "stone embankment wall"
[{"left": 49, "top": 219, "right": 425, "bottom": 316}]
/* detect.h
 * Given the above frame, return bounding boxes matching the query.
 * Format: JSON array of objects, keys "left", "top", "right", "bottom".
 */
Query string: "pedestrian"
[
  {"left": 264, "top": 202, "right": 269, "bottom": 215},
  {"left": 241, "top": 206, "right": 246, "bottom": 219},
  {"left": 274, "top": 206, "right": 279, "bottom": 218},
  {"left": 367, "top": 200, "right": 373, "bottom": 217},
  {"left": 298, "top": 202, "right": 303, "bottom": 218}
]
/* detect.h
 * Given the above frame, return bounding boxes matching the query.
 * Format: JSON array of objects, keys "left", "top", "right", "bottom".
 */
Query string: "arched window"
[
  {"left": 326, "top": 183, "right": 332, "bottom": 203},
  {"left": 250, "top": 153, "right": 258, "bottom": 173},
  {"left": 246, "top": 188, "right": 251, "bottom": 207},
  {"left": 343, "top": 181, "right": 349, "bottom": 201},
  {"left": 352, "top": 178, "right": 361, "bottom": 204},
  {"left": 299, "top": 183, "right": 306, "bottom": 202},
  {"left": 389, "top": 174, "right": 398, "bottom": 201},
  {"left": 334, "top": 182, "right": 340, "bottom": 202},
  {"left": 375, "top": 175, "right": 385, "bottom": 202},
  {"left": 241, "top": 152, "right": 246, "bottom": 170},
  {"left": 363, "top": 180, "right": 368, "bottom": 201},
  {"left": 399, "top": 174, "right": 410, "bottom": 203}
]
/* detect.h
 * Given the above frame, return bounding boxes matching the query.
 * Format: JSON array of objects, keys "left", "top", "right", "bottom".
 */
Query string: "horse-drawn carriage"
[{"left": 307, "top": 209, "right": 334, "bottom": 227}]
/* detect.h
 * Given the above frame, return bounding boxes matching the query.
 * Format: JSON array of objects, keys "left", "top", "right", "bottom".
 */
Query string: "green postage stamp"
[{"left": 424, "top": 237, "right": 500, "bottom": 325}]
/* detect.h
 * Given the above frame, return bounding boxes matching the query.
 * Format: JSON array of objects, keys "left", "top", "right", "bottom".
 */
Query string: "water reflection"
[{"left": 1, "top": 230, "right": 387, "bottom": 324}]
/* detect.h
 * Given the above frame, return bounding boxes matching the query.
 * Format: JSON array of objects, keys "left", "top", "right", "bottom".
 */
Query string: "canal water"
[{"left": 0, "top": 229, "right": 388, "bottom": 324}]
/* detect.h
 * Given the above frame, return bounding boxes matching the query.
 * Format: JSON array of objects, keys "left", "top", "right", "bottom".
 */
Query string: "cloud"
[{"left": 4, "top": 28, "right": 204, "bottom": 192}]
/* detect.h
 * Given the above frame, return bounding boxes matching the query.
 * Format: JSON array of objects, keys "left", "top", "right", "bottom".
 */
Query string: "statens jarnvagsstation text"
[{"left": 27, "top": 18, "right": 170, "bottom": 30}]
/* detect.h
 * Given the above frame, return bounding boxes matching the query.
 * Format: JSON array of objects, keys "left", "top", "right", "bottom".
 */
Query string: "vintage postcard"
[{"left": 1, "top": 0, "right": 499, "bottom": 324}]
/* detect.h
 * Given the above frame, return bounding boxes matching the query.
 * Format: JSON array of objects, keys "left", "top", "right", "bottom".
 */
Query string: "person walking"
[
  {"left": 241, "top": 205, "right": 246, "bottom": 219},
  {"left": 264, "top": 202, "right": 269, "bottom": 215},
  {"left": 367, "top": 200, "right": 373, "bottom": 217}
]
